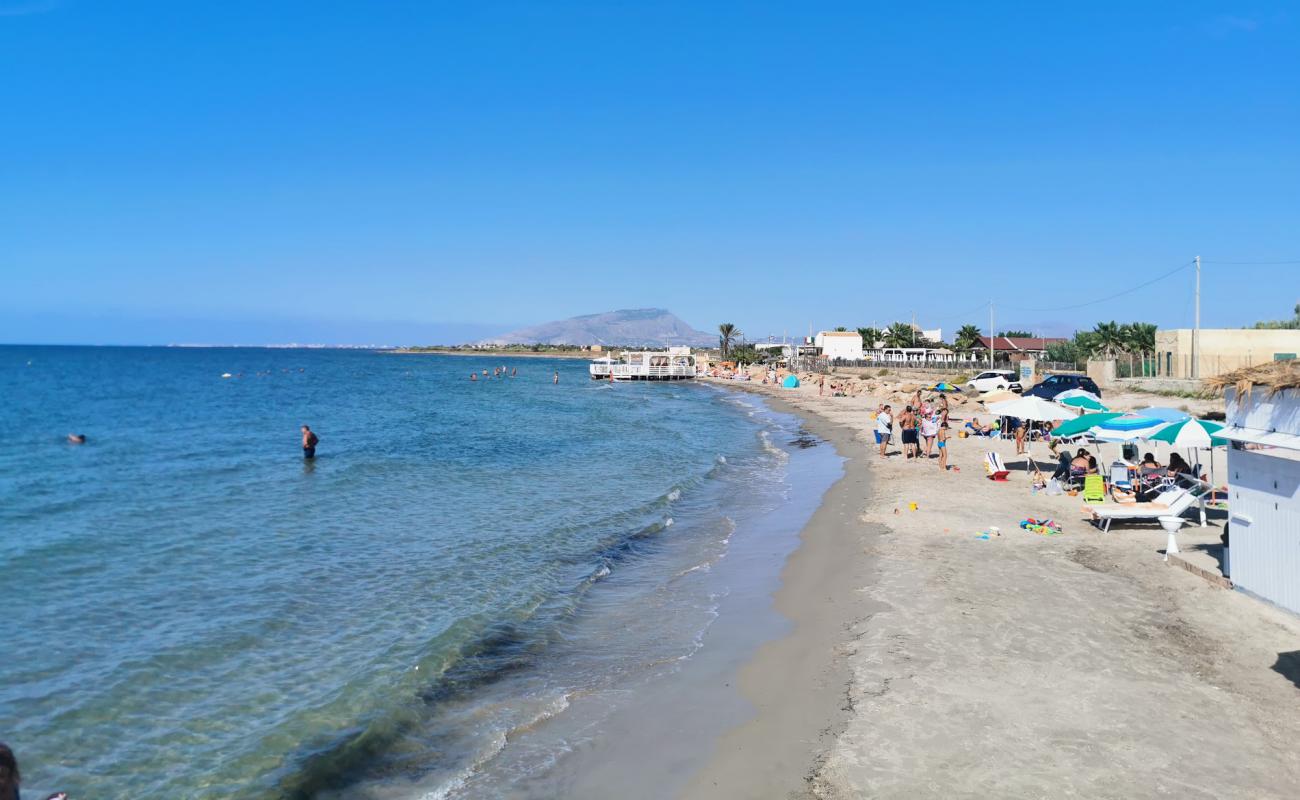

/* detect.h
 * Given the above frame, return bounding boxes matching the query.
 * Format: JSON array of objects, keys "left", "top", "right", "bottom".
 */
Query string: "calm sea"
[{"left": 0, "top": 346, "right": 835, "bottom": 799}]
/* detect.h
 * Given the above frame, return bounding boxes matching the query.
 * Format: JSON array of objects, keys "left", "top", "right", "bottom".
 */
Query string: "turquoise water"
[{"left": 0, "top": 347, "right": 812, "bottom": 799}]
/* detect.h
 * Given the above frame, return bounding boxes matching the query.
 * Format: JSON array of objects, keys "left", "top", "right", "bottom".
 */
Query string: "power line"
[
  {"left": 1200, "top": 258, "right": 1300, "bottom": 265},
  {"left": 1001, "top": 260, "right": 1194, "bottom": 313}
]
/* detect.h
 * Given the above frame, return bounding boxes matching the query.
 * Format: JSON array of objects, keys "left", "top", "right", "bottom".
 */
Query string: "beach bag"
[{"left": 1045, "top": 478, "right": 1064, "bottom": 496}]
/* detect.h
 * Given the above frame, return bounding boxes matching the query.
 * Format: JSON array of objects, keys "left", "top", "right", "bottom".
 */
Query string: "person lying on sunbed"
[{"left": 965, "top": 417, "right": 995, "bottom": 435}]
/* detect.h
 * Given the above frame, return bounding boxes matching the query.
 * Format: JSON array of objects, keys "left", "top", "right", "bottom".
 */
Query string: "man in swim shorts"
[{"left": 301, "top": 425, "right": 318, "bottom": 459}]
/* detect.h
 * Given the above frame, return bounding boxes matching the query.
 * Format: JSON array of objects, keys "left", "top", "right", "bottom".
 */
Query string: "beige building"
[{"left": 1154, "top": 328, "right": 1300, "bottom": 378}]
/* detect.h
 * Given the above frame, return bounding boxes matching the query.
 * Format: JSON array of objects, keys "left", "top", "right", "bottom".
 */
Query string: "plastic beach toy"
[{"left": 1019, "top": 517, "right": 1063, "bottom": 535}]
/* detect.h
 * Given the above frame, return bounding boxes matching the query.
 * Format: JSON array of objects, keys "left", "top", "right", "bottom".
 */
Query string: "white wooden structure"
[
  {"left": 814, "top": 331, "right": 864, "bottom": 362},
  {"left": 589, "top": 347, "right": 698, "bottom": 381},
  {"left": 1219, "top": 378, "right": 1300, "bottom": 614}
]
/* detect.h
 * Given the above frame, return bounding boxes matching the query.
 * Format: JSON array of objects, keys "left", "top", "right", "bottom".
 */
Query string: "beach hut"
[{"left": 1208, "top": 361, "right": 1300, "bottom": 613}]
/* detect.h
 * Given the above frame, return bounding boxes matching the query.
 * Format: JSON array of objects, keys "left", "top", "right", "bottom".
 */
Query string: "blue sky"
[{"left": 2, "top": 1, "right": 1297, "bottom": 345}]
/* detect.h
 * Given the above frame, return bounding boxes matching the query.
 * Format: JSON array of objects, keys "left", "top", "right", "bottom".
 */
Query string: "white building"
[
  {"left": 1216, "top": 362, "right": 1300, "bottom": 614},
  {"left": 814, "top": 331, "right": 864, "bottom": 362}
]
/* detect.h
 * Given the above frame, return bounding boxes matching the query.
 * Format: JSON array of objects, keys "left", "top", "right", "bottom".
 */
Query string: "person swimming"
[
  {"left": 67, "top": 433, "right": 86, "bottom": 444},
  {"left": 470, "top": 373, "right": 478, "bottom": 381},
  {"left": 301, "top": 425, "right": 318, "bottom": 459}
]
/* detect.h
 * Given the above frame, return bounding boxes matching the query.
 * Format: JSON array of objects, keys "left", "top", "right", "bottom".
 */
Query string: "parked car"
[
  {"left": 1023, "top": 373, "right": 1102, "bottom": 400},
  {"left": 965, "top": 370, "right": 1022, "bottom": 394}
]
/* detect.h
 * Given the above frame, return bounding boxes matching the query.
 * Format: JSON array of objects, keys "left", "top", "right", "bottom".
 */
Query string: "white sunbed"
[{"left": 1086, "top": 487, "right": 1198, "bottom": 533}]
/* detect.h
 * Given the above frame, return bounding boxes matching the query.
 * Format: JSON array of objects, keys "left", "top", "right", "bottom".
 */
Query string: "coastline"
[
  {"left": 688, "top": 374, "right": 1300, "bottom": 799},
  {"left": 384, "top": 348, "right": 596, "bottom": 359},
  {"left": 680, "top": 385, "right": 877, "bottom": 799}
]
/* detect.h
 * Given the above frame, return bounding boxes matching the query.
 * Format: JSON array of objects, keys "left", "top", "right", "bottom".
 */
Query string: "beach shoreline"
[
  {"left": 680, "top": 385, "right": 879, "bottom": 799},
  {"left": 687, "top": 373, "right": 1300, "bottom": 799},
  {"left": 383, "top": 348, "right": 596, "bottom": 359}
]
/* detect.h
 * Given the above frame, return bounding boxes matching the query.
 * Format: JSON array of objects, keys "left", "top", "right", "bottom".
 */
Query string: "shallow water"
[{"left": 0, "top": 347, "right": 838, "bottom": 799}]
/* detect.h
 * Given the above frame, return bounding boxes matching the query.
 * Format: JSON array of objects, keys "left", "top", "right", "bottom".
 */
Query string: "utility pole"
[
  {"left": 911, "top": 311, "right": 917, "bottom": 346},
  {"left": 1192, "top": 255, "right": 1201, "bottom": 379},
  {"left": 988, "top": 300, "right": 995, "bottom": 369}
]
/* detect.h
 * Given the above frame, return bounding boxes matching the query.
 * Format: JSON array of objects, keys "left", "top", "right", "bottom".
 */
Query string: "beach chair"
[
  {"left": 1086, "top": 487, "right": 1200, "bottom": 533},
  {"left": 984, "top": 452, "right": 1010, "bottom": 481},
  {"left": 1082, "top": 475, "right": 1105, "bottom": 504},
  {"left": 1109, "top": 463, "right": 1134, "bottom": 500}
]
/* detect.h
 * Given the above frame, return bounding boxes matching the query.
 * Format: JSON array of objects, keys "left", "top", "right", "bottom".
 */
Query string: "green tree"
[
  {"left": 1088, "top": 321, "right": 1126, "bottom": 358},
  {"left": 1253, "top": 303, "right": 1300, "bottom": 330},
  {"left": 833, "top": 326, "right": 848, "bottom": 332},
  {"left": 1121, "top": 322, "right": 1156, "bottom": 354},
  {"left": 857, "top": 327, "right": 883, "bottom": 349},
  {"left": 882, "top": 321, "right": 915, "bottom": 348},
  {"left": 718, "top": 323, "right": 740, "bottom": 358},
  {"left": 1045, "top": 339, "right": 1084, "bottom": 367},
  {"left": 953, "top": 324, "right": 983, "bottom": 353},
  {"left": 998, "top": 330, "right": 1033, "bottom": 338}
]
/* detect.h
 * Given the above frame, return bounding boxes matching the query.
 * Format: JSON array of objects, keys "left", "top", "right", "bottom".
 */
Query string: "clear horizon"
[{"left": 3, "top": 1, "right": 1297, "bottom": 345}]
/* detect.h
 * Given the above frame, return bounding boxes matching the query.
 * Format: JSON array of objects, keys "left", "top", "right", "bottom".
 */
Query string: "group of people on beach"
[
  {"left": 817, "top": 375, "right": 861, "bottom": 397},
  {"left": 874, "top": 390, "right": 951, "bottom": 470}
]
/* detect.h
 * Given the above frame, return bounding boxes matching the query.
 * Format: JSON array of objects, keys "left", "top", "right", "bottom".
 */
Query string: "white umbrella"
[
  {"left": 1054, "top": 388, "right": 1101, "bottom": 403},
  {"left": 986, "top": 396, "right": 1073, "bottom": 421}
]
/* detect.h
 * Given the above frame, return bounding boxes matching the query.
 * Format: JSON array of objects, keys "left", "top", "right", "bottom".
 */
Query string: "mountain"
[{"left": 480, "top": 308, "right": 716, "bottom": 347}]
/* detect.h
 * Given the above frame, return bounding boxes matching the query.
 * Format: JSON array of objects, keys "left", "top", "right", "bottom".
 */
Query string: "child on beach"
[
  {"left": 937, "top": 407, "right": 950, "bottom": 471},
  {"left": 876, "top": 405, "right": 893, "bottom": 458}
]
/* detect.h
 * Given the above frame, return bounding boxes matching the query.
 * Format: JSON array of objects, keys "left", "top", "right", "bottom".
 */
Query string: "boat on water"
[{"left": 589, "top": 347, "right": 699, "bottom": 381}]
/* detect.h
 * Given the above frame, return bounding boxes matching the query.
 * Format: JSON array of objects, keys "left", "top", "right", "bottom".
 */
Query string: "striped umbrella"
[
  {"left": 928, "top": 381, "right": 962, "bottom": 392},
  {"left": 1149, "top": 418, "right": 1228, "bottom": 448},
  {"left": 1136, "top": 406, "right": 1192, "bottom": 423},
  {"left": 1059, "top": 395, "right": 1108, "bottom": 412},
  {"left": 1092, "top": 415, "right": 1167, "bottom": 442},
  {"left": 1050, "top": 412, "right": 1123, "bottom": 439}
]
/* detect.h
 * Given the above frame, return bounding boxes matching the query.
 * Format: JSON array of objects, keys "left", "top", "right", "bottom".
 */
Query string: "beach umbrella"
[
  {"left": 986, "top": 396, "right": 1073, "bottom": 422},
  {"left": 1059, "top": 395, "right": 1108, "bottom": 412},
  {"left": 1054, "top": 388, "right": 1101, "bottom": 402},
  {"left": 979, "top": 390, "right": 1019, "bottom": 405},
  {"left": 1091, "top": 415, "right": 1167, "bottom": 442},
  {"left": 1136, "top": 406, "right": 1192, "bottom": 424},
  {"left": 928, "top": 381, "right": 961, "bottom": 392},
  {"left": 1050, "top": 412, "right": 1124, "bottom": 439},
  {"left": 1149, "top": 418, "right": 1228, "bottom": 448}
]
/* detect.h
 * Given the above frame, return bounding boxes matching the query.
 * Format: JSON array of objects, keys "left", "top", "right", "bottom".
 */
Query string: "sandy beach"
[{"left": 689, "top": 372, "right": 1300, "bottom": 799}]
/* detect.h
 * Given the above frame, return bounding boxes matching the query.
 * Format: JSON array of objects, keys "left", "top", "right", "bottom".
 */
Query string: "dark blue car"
[{"left": 1023, "top": 373, "right": 1102, "bottom": 400}]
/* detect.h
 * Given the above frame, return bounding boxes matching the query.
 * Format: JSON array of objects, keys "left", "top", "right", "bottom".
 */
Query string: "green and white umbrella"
[
  {"left": 1059, "top": 395, "right": 1108, "bottom": 412},
  {"left": 1149, "top": 418, "right": 1228, "bottom": 448},
  {"left": 1050, "top": 412, "right": 1123, "bottom": 439}
]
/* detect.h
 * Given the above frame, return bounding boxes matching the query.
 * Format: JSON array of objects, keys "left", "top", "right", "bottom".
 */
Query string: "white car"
[{"left": 965, "top": 370, "right": 1022, "bottom": 394}]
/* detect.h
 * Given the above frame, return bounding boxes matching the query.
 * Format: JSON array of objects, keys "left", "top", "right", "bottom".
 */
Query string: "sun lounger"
[
  {"left": 985, "top": 452, "right": 1009, "bottom": 481},
  {"left": 1082, "top": 474, "right": 1105, "bottom": 504},
  {"left": 1086, "top": 487, "right": 1198, "bottom": 533}
]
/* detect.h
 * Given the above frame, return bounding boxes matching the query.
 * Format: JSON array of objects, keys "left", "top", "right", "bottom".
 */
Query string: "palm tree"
[
  {"left": 953, "top": 324, "right": 983, "bottom": 353},
  {"left": 718, "top": 323, "right": 740, "bottom": 358},
  {"left": 857, "top": 326, "right": 883, "bottom": 349},
  {"left": 882, "top": 322, "right": 915, "bottom": 348},
  {"left": 1122, "top": 322, "right": 1156, "bottom": 354},
  {"left": 1089, "top": 321, "right": 1125, "bottom": 358}
]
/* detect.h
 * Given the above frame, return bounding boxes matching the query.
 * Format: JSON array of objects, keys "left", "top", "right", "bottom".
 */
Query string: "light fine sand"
[{"left": 685, "top": 373, "right": 1300, "bottom": 800}]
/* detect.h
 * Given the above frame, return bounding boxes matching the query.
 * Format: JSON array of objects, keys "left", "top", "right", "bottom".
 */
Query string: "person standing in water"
[
  {"left": 301, "top": 425, "right": 318, "bottom": 459},
  {"left": 553, "top": 370, "right": 559, "bottom": 384},
  {"left": 470, "top": 372, "right": 478, "bottom": 381}
]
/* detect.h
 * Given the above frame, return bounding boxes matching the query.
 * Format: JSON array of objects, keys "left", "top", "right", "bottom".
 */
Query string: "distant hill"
[{"left": 480, "top": 308, "right": 716, "bottom": 347}]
